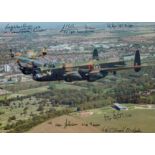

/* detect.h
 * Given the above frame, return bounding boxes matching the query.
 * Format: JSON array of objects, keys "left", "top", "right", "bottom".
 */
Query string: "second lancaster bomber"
[{"left": 10, "top": 48, "right": 148, "bottom": 82}]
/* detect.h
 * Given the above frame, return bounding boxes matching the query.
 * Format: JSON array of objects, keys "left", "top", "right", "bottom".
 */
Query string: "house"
[{"left": 113, "top": 103, "right": 128, "bottom": 111}]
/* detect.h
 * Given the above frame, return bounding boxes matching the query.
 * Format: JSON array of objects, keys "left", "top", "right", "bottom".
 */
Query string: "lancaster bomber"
[{"left": 10, "top": 48, "right": 146, "bottom": 82}]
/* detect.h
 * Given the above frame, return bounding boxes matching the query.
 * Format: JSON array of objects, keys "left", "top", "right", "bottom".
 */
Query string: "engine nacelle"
[
  {"left": 87, "top": 70, "right": 108, "bottom": 82},
  {"left": 64, "top": 72, "right": 82, "bottom": 82},
  {"left": 113, "top": 71, "right": 117, "bottom": 75},
  {"left": 32, "top": 69, "right": 52, "bottom": 81},
  {"left": 87, "top": 72, "right": 103, "bottom": 82},
  {"left": 20, "top": 67, "right": 32, "bottom": 75},
  {"left": 100, "top": 70, "right": 108, "bottom": 77},
  {"left": 78, "top": 69, "right": 89, "bottom": 80}
]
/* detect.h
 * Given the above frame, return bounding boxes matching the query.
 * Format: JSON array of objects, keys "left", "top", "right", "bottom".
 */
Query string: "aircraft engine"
[
  {"left": 113, "top": 71, "right": 117, "bottom": 75},
  {"left": 32, "top": 68, "right": 43, "bottom": 80},
  {"left": 20, "top": 67, "right": 32, "bottom": 75},
  {"left": 87, "top": 70, "right": 108, "bottom": 82},
  {"left": 100, "top": 70, "right": 108, "bottom": 77},
  {"left": 78, "top": 69, "right": 90, "bottom": 80},
  {"left": 64, "top": 72, "right": 82, "bottom": 82},
  {"left": 87, "top": 72, "right": 103, "bottom": 82}
]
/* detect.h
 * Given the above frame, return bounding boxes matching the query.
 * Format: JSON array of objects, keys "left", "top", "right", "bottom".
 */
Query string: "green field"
[
  {"left": 29, "top": 104, "right": 155, "bottom": 133},
  {"left": 0, "top": 82, "right": 87, "bottom": 100},
  {"left": 71, "top": 104, "right": 155, "bottom": 132}
]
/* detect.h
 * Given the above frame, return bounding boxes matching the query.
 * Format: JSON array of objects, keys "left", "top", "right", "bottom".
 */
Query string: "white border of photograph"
[
  {"left": 0, "top": 0, "right": 155, "bottom": 155},
  {"left": 0, "top": 0, "right": 155, "bottom": 21}
]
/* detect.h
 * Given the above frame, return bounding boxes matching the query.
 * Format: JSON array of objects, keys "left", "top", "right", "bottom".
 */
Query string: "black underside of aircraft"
[{"left": 32, "top": 68, "right": 109, "bottom": 82}]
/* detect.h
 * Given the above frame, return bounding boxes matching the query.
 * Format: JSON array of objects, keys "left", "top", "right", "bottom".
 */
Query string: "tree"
[
  {"left": 8, "top": 115, "right": 16, "bottom": 122},
  {"left": 37, "top": 104, "right": 44, "bottom": 111}
]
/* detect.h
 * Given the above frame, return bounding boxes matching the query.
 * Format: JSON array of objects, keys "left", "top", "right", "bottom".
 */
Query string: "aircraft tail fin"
[
  {"left": 134, "top": 50, "right": 141, "bottom": 72},
  {"left": 10, "top": 49, "right": 14, "bottom": 58},
  {"left": 92, "top": 48, "right": 99, "bottom": 60}
]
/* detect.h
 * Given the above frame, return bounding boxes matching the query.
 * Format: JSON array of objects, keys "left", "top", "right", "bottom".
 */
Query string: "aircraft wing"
[{"left": 85, "top": 64, "right": 155, "bottom": 80}]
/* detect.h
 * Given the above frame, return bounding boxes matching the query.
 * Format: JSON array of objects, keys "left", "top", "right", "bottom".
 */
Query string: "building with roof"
[{"left": 113, "top": 103, "right": 128, "bottom": 111}]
